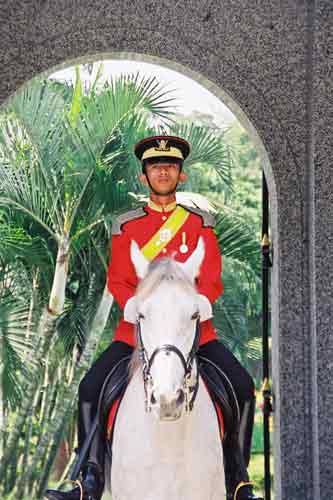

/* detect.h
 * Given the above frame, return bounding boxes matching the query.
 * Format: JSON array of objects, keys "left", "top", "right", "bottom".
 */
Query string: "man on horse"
[{"left": 46, "top": 135, "right": 262, "bottom": 500}]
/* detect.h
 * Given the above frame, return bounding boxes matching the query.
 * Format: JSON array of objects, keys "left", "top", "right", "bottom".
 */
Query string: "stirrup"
[
  {"left": 234, "top": 481, "right": 252, "bottom": 499},
  {"left": 74, "top": 480, "right": 83, "bottom": 500},
  {"left": 233, "top": 481, "right": 263, "bottom": 500},
  {"left": 61, "top": 477, "right": 97, "bottom": 500},
  {"left": 45, "top": 479, "right": 83, "bottom": 500}
]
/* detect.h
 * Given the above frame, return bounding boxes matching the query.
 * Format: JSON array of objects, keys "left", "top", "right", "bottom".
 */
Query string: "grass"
[
  {"left": 248, "top": 399, "right": 274, "bottom": 499},
  {"left": 249, "top": 453, "right": 274, "bottom": 499}
]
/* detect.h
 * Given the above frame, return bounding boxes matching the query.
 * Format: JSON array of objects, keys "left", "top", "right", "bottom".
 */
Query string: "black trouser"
[{"left": 78, "top": 338, "right": 255, "bottom": 461}]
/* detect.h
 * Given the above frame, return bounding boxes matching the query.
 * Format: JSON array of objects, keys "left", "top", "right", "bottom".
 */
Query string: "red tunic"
[{"left": 107, "top": 203, "right": 223, "bottom": 346}]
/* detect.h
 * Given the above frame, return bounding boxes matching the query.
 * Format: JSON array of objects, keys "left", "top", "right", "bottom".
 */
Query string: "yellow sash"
[{"left": 141, "top": 206, "right": 189, "bottom": 261}]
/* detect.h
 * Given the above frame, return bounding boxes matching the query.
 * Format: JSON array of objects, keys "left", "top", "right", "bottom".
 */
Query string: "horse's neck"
[{"left": 111, "top": 369, "right": 225, "bottom": 500}]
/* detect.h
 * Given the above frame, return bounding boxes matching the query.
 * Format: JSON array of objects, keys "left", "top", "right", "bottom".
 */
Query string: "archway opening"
[{"left": 0, "top": 52, "right": 277, "bottom": 500}]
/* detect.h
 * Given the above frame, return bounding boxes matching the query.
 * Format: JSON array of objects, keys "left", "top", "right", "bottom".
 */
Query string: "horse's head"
[{"left": 124, "top": 237, "right": 212, "bottom": 421}]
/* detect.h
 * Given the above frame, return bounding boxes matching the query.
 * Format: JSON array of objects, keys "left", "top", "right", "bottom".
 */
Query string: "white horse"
[{"left": 105, "top": 238, "right": 225, "bottom": 500}]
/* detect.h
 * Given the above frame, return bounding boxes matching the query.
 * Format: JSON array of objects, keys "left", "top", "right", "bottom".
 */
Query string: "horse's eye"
[
  {"left": 138, "top": 312, "right": 145, "bottom": 320},
  {"left": 191, "top": 311, "right": 199, "bottom": 320}
]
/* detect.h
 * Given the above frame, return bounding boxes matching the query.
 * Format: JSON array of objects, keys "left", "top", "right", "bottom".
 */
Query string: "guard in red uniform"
[
  {"left": 46, "top": 136, "right": 261, "bottom": 500},
  {"left": 109, "top": 205, "right": 222, "bottom": 347}
]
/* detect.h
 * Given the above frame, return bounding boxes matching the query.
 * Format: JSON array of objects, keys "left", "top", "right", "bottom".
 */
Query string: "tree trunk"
[
  {"left": 24, "top": 269, "right": 39, "bottom": 356},
  {"left": 14, "top": 390, "right": 40, "bottom": 499},
  {"left": 48, "top": 235, "right": 69, "bottom": 317}
]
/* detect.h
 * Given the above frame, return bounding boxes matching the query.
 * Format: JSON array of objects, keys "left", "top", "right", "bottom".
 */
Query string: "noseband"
[{"left": 136, "top": 317, "right": 201, "bottom": 413}]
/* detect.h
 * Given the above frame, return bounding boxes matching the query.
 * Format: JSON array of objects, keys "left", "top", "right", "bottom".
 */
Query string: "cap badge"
[{"left": 155, "top": 139, "right": 170, "bottom": 152}]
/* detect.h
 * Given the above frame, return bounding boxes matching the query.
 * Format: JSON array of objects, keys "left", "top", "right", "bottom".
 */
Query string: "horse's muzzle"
[{"left": 151, "top": 389, "right": 185, "bottom": 421}]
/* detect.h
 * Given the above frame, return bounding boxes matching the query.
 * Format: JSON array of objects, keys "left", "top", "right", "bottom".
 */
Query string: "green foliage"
[
  {"left": 171, "top": 122, "right": 233, "bottom": 190},
  {"left": 248, "top": 453, "right": 274, "bottom": 499},
  {"left": 0, "top": 289, "right": 34, "bottom": 410},
  {"left": 224, "top": 122, "right": 262, "bottom": 232}
]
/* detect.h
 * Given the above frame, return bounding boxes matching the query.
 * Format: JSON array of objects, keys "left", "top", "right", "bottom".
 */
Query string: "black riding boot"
[
  {"left": 45, "top": 353, "right": 131, "bottom": 500},
  {"left": 45, "top": 402, "right": 104, "bottom": 500},
  {"left": 198, "top": 354, "right": 262, "bottom": 500},
  {"left": 239, "top": 395, "right": 256, "bottom": 467},
  {"left": 224, "top": 432, "right": 263, "bottom": 500},
  {"left": 44, "top": 461, "right": 103, "bottom": 500}
]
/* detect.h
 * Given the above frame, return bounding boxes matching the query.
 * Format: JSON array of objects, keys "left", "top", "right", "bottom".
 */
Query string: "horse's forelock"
[{"left": 136, "top": 258, "right": 194, "bottom": 302}]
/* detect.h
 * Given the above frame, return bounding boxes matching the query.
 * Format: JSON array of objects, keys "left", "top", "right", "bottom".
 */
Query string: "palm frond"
[
  {"left": 56, "top": 272, "right": 102, "bottom": 357},
  {"left": 0, "top": 112, "right": 64, "bottom": 237},
  {"left": 0, "top": 291, "right": 37, "bottom": 409},
  {"left": 213, "top": 257, "right": 261, "bottom": 370},
  {"left": 0, "top": 223, "right": 52, "bottom": 268},
  {"left": 5, "top": 78, "right": 66, "bottom": 160},
  {"left": 215, "top": 207, "right": 261, "bottom": 277},
  {"left": 170, "top": 122, "right": 234, "bottom": 189},
  {"left": 64, "top": 73, "right": 175, "bottom": 174}
]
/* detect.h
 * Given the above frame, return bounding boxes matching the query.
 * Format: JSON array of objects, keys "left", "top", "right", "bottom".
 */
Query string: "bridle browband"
[{"left": 136, "top": 316, "right": 201, "bottom": 413}]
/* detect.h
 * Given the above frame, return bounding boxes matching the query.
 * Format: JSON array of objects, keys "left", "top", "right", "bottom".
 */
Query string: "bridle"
[{"left": 136, "top": 316, "right": 201, "bottom": 413}]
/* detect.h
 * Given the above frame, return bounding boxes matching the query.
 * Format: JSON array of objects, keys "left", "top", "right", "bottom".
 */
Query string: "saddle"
[
  {"left": 198, "top": 355, "right": 240, "bottom": 439},
  {"left": 102, "top": 354, "right": 240, "bottom": 451}
]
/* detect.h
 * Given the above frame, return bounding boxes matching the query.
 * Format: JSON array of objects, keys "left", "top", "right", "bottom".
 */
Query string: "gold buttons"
[
  {"left": 162, "top": 216, "right": 167, "bottom": 221},
  {"left": 162, "top": 248, "right": 167, "bottom": 254}
]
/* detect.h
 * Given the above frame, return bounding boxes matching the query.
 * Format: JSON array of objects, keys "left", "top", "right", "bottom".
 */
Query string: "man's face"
[{"left": 140, "top": 161, "right": 187, "bottom": 196}]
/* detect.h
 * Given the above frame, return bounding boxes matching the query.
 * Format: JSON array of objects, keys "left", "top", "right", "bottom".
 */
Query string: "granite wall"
[{"left": 0, "top": 1, "right": 332, "bottom": 498}]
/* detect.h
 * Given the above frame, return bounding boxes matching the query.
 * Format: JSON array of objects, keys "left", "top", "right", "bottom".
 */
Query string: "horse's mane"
[{"left": 129, "top": 258, "right": 195, "bottom": 377}]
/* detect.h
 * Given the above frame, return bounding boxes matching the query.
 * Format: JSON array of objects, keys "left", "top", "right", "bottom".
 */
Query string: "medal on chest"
[
  {"left": 179, "top": 231, "right": 188, "bottom": 254},
  {"left": 156, "top": 228, "right": 172, "bottom": 246}
]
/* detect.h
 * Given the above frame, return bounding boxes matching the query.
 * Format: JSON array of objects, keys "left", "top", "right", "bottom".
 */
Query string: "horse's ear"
[
  {"left": 130, "top": 240, "right": 149, "bottom": 279},
  {"left": 182, "top": 236, "right": 205, "bottom": 282},
  {"left": 197, "top": 294, "right": 213, "bottom": 322},
  {"left": 124, "top": 296, "right": 138, "bottom": 324}
]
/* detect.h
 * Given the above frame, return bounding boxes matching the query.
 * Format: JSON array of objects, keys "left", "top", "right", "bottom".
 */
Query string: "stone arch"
[{"left": 0, "top": 3, "right": 324, "bottom": 498}]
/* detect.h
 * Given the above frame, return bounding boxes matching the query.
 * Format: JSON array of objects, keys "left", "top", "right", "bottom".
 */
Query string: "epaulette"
[
  {"left": 178, "top": 204, "right": 216, "bottom": 228},
  {"left": 112, "top": 207, "right": 147, "bottom": 235}
]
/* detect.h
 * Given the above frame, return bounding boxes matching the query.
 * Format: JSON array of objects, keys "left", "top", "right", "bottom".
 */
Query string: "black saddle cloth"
[
  {"left": 100, "top": 353, "right": 240, "bottom": 446},
  {"left": 197, "top": 354, "right": 240, "bottom": 439}
]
